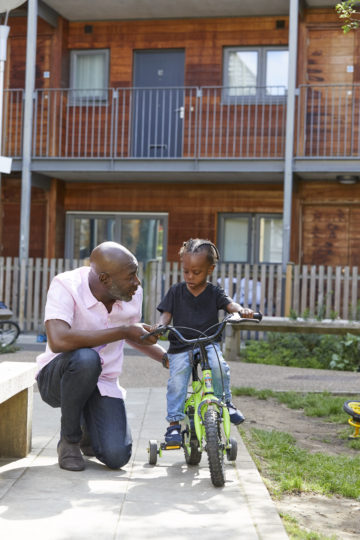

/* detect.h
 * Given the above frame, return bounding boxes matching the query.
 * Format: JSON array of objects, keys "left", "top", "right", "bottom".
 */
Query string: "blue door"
[{"left": 132, "top": 49, "right": 185, "bottom": 157}]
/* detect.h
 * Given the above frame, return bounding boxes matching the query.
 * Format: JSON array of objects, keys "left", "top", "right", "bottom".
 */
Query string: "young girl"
[{"left": 156, "top": 238, "right": 252, "bottom": 445}]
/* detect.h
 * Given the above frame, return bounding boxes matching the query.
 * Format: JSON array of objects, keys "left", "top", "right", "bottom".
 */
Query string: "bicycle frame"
[{"left": 184, "top": 345, "right": 231, "bottom": 455}]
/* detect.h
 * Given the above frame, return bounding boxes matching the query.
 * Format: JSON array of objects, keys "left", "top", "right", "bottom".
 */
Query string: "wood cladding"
[
  {"left": 1, "top": 179, "right": 47, "bottom": 258},
  {"left": 4, "top": 9, "right": 360, "bottom": 266},
  {"left": 63, "top": 182, "right": 283, "bottom": 261},
  {"left": 299, "top": 182, "right": 360, "bottom": 267}
]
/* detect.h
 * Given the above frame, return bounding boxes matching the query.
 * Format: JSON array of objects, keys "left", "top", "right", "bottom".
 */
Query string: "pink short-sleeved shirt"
[{"left": 36, "top": 266, "right": 142, "bottom": 399}]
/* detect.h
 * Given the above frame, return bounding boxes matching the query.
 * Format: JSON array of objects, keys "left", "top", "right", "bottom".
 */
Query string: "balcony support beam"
[
  {"left": 19, "top": 0, "right": 37, "bottom": 261},
  {"left": 282, "top": 0, "right": 299, "bottom": 271}
]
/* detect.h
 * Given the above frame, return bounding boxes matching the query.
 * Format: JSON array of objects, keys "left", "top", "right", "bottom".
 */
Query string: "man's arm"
[
  {"left": 46, "top": 319, "right": 157, "bottom": 353},
  {"left": 126, "top": 340, "right": 167, "bottom": 363}
]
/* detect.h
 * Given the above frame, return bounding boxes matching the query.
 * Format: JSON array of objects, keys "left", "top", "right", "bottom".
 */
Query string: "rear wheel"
[
  {"left": 0, "top": 321, "right": 20, "bottom": 347},
  {"left": 204, "top": 408, "right": 225, "bottom": 487},
  {"left": 183, "top": 411, "right": 202, "bottom": 465}
]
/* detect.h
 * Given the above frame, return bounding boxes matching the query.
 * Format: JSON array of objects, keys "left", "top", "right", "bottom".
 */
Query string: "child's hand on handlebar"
[{"left": 239, "top": 307, "right": 254, "bottom": 318}]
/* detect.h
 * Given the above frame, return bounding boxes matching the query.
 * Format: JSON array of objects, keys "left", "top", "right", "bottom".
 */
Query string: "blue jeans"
[
  {"left": 166, "top": 343, "right": 231, "bottom": 423},
  {"left": 37, "top": 348, "right": 132, "bottom": 469}
]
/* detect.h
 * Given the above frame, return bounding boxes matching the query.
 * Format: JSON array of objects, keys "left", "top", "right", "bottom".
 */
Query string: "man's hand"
[{"left": 126, "top": 323, "right": 158, "bottom": 345}]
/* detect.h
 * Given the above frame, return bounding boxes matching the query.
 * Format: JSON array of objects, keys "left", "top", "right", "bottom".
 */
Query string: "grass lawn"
[{"left": 234, "top": 387, "right": 360, "bottom": 539}]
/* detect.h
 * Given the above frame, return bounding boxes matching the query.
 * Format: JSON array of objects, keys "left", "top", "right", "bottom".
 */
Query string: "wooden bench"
[
  {"left": 0, "top": 361, "right": 37, "bottom": 457},
  {"left": 224, "top": 316, "right": 360, "bottom": 361}
]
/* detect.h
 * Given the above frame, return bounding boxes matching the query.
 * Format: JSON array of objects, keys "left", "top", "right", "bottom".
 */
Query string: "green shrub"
[{"left": 241, "top": 332, "right": 360, "bottom": 371}]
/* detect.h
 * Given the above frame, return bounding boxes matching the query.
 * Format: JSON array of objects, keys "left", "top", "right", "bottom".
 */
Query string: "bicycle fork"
[{"left": 190, "top": 369, "right": 231, "bottom": 450}]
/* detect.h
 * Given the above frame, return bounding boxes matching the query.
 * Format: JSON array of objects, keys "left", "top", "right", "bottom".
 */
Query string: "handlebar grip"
[
  {"left": 140, "top": 326, "right": 168, "bottom": 340},
  {"left": 253, "top": 312, "right": 263, "bottom": 321}
]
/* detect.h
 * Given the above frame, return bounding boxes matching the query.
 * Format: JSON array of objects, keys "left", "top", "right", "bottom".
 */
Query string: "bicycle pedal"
[{"left": 161, "top": 442, "right": 182, "bottom": 451}]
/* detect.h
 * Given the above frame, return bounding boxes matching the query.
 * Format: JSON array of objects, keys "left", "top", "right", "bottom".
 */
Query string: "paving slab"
[{"left": 0, "top": 386, "right": 288, "bottom": 540}]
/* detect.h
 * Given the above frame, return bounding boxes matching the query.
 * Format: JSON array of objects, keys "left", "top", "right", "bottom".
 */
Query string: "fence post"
[
  {"left": 284, "top": 263, "right": 293, "bottom": 317},
  {"left": 143, "top": 259, "right": 160, "bottom": 324}
]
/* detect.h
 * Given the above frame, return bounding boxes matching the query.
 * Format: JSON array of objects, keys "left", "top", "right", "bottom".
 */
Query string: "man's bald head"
[
  {"left": 90, "top": 242, "right": 136, "bottom": 275},
  {"left": 88, "top": 242, "right": 140, "bottom": 303}
]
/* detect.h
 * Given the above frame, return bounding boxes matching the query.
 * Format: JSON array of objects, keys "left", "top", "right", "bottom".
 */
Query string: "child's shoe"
[
  {"left": 165, "top": 424, "right": 182, "bottom": 444},
  {"left": 226, "top": 402, "right": 245, "bottom": 425}
]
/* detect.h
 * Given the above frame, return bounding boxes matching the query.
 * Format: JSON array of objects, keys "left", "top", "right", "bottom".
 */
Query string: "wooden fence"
[{"left": 1, "top": 257, "right": 360, "bottom": 332}]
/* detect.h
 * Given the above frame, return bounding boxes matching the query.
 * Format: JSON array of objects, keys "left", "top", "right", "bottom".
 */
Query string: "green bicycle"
[{"left": 147, "top": 311, "right": 262, "bottom": 487}]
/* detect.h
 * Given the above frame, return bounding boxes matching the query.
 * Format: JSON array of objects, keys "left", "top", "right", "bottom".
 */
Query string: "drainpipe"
[
  {"left": 19, "top": 0, "right": 37, "bottom": 261},
  {"left": 282, "top": 0, "right": 299, "bottom": 272}
]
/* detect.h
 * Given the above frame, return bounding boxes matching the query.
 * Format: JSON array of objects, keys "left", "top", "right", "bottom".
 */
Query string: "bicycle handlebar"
[{"left": 143, "top": 312, "right": 262, "bottom": 345}]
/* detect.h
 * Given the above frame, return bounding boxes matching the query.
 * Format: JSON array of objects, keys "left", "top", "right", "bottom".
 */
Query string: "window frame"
[
  {"left": 69, "top": 49, "right": 110, "bottom": 104},
  {"left": 218, "top": 212, "right": 283, "bottom": 264},
  {"left": 65, "top": 211, "right": 168, "bottom": 263},
  {"left": 222, "top": 46, "right": 288, "bottom": 104}
]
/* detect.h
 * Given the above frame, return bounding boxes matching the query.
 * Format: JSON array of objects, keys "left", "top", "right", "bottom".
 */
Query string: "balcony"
[{"left": 3, "top": 84, "right": 360, "bottom": 181}]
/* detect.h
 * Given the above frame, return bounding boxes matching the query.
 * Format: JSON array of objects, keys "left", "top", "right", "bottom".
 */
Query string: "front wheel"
[
  {"left": 0, "top": 321, "right": 20, "bottom": 347},
  {"left": 204, "top": 408, "right": 225, "bottom": 487}
]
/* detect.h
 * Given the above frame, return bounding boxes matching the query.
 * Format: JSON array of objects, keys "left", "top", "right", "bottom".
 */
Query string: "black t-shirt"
[{"left": 157, "top": 281, "right": 232, "bottom": 353}]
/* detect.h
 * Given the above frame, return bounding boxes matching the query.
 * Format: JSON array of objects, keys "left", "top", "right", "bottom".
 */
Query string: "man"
[{"left": 36, "top": 241, "right": 166, "bottom": 472}]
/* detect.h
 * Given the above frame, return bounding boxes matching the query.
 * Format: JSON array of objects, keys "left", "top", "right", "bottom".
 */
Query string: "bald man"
[{"left": 36, "top": 242, "right": 166, "bottom": 472}]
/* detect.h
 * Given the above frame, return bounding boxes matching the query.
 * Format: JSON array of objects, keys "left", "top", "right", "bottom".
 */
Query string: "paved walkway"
[
  {"left": 0, "top": 388, "right": 287, "bottom": 539},
  {"left": 1, "top": 338, "right": 360, "bottom": 540}
]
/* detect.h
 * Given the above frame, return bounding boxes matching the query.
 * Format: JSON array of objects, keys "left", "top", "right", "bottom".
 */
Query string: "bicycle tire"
[
  {"left": 343, "top": 400, "right": 360, "bottom": 421},
  {"left": 204, "top": 408, "right": 225, "bottom": 487},
  {"left": 0, "top": 321, "right": 20, "bottom": 347}
]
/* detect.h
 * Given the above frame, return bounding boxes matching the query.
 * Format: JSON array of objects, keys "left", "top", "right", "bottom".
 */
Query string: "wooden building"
[{"left": 1, "top": 0, "right": 360, "bottom": 267}]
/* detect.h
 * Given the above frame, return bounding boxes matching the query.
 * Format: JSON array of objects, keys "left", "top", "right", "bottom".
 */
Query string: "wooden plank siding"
[
  {"left": 3, "top": 8, "right": 360, "bottom": 269},
  {"left": 26, "top": 15, "right": 290, "bottom": 159},
  {"left": 298, "top": 182, "right": 360, "bottom": 267},
  {"left": 62, "top": 181, "right": 284, "bottom": 262}
]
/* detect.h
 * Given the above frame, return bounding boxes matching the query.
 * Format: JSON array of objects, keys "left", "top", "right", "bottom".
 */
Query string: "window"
[
  {"left": 65, "top": 212, "right": 167, "bottom": 264},
  {"left": 218, "top": 213, "right": 283, "bottom": 263},
  {"left": 223, "top": 47, "right": 288, "bottom": 100},
  {"left": 70, "top": 49, "right": 109, "bottom": 102}
]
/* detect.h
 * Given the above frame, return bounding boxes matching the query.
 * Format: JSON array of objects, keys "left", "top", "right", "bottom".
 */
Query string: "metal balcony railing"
[
  {"left": 1, "top": 86, "right": 287, "bottom": 160},
  {"left": 295, "top": 84, "right": 360, "bottom": 158},
  {"left": 3, "top": 85, "right": 360, "bottom": 161}
]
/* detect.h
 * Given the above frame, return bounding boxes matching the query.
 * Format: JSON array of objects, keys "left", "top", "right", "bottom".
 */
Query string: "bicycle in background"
[{"left": 0, "top": 302, "right": 20, "bottom": 348}]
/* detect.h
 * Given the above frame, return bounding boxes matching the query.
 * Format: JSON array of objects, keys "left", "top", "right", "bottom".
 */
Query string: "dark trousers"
[{"left": 37, "top": 348, "right": 132, "bottom": 469}]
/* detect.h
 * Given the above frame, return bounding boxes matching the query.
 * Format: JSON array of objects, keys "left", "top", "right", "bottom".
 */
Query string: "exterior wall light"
[{"left": 336, "top": 175, "right": 359, "bottom": 185}]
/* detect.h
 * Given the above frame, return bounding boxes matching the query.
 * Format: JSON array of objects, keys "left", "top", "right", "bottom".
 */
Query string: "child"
[{"left": 156, "top": 238, "right": 252, "bottom": 445}]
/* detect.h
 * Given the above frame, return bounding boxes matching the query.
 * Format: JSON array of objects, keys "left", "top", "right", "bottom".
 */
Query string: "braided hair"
[{"left": 179, "top": 238, "right": 220, "bottom": 265}]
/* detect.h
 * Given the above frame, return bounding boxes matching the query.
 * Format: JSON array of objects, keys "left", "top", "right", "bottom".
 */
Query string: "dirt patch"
[{"left": 233, "top": 395, "right": 360, "bottom": 540}]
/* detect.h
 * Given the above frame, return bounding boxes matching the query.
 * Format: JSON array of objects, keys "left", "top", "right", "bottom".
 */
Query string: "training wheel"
[
  {"left": 148, "top": 440, "right": 158, "bottom": 465},
  {"left": 226, "top": 437, "right": 238, "bottom": 461},
  {"left": 343, "top": 401, "right": 360, "bottom": 439}
]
